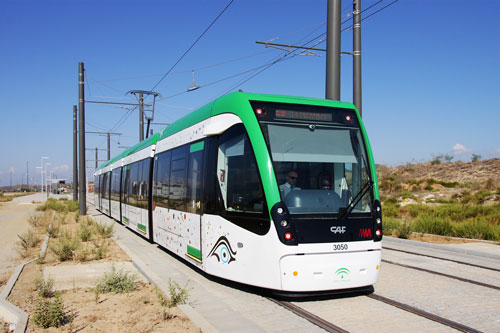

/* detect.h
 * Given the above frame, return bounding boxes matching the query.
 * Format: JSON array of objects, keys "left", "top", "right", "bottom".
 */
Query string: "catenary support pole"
[
  {"left": 139, "top": 92, "right": 144, "bottom": 141},
  {"left": 353, "top": 0, "right": 362, "bottom": 117},
  {"left": 326, "top": 0, "right": 341, "bottom": 100},
  {"left": 107, "top": 133, "right": 111, "bottom": 160},
  {"left": 95, "top": 148, "right": 98, "bottom": 169},
  {"left": 78, "top": 62, "right": 86, "bottom": 215},
  {"left": 73, "top": 105, "right": 78, "bottom": 201}
]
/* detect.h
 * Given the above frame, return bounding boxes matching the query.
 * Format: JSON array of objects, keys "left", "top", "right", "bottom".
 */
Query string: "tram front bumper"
[{"left": 279, "top": 250, "right": 381, "bottom": 292}]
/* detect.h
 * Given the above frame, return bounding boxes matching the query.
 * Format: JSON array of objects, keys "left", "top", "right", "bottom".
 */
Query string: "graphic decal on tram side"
[{"left": 208, "top": 236, "right": 237, "bottom": 264}]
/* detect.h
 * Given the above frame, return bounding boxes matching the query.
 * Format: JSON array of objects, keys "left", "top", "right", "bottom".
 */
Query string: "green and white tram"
[{"left": 94, "top": 92, "right": 382, "bottom": 293}]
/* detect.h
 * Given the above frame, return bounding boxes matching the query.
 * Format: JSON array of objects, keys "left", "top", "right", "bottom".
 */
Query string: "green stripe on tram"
[
  {"left": 187, "top": 246, "right": 201, "bottom": 260},
  {"left": 190, "top": 141, "right": 204, "bottom": 153}
]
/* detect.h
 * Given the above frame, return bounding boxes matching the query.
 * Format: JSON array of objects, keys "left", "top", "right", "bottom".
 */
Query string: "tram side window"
[
  {"left": 153, "top": 151, "right": 171, "bottom": 209},
  {"left": 169, "top": 146, "right": 189, "bottom": 211},
  {"left": 111, "top": 168, "right": 121, "bottom": 202},
  {"left": 127, "top": 161, "right": 141, "bottom": 207},
  {"left": 122, "top": 166, "right": 131, "bottom": 205},
  {"left": 217, "top": 124, "right": 265, "bottom": 214},
  {"left": 95, "top": 175, "right": 100, "bottom": 198},
  {"left": 137, "top": 159, "right": 151, "bottom": 209},
  {"left": 101, "top": 172, "right": 109, "bottom": 200},
  {"left": 187, "top": 142, "right": 204, "bottom": 215}
]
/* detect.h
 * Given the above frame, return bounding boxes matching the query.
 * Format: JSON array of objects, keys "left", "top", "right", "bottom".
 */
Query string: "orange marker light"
[{"left": 293, "top": 271, "right": 298, "bottom": 276}]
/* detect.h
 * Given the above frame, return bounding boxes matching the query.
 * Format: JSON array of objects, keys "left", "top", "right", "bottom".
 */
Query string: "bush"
[
  {"left": 35, "top": 275, "right": 55, "bottom": 298},
  {"left": 413, "top": 214, "right": 453, "bottom": 236},
  {"left": 166, "top": 279, "right": 191, "bottom": 308},
  {"left": 453, "top": 219, "right": 500, "bottom": 241},
  {"left": 32, "top": 294, "right": 72, "bottom": 328},
  {"left": 36, "top": 198, "right": 79, "bottom": 213},
  {"left": 382, "top": 217, "right": 400, "bottom": 235},
  {"left": 474, "top": 190, "right": 492, "bottom": 205},
  {"left": 95, "top": 265, "right": 138, "bottom": 294},
  {"left": 395, "top": 220, "right": 412, "bottom": 239},
  {"left": 28, "top": 214, "right": 42, "bottom": 227},
  {"left": 383, "top": 204, "right": 400, "bottom": 218},
  {"left": 95, "top": 222, "right": 114, "bottom": 238},
  {"left": 79, "top": 223, "right": 93, "bottom": 242},
  {"left": 50, "top": 231, "right": 80, "bottom": 261},
  {"left": 17, "top": 229, "right": 40, "bottom": 253}
]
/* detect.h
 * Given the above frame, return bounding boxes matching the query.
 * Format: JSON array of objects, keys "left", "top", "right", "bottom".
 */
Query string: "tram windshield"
[{"left": 255, "top": 103, "right": 373, "bottom": 216}]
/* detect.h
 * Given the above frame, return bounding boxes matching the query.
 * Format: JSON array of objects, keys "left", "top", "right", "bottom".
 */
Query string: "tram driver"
[{"left": 279, "top": 170, "right": 301, "bottom": 198}]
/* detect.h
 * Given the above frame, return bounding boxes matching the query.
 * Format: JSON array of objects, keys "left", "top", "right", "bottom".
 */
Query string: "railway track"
[
  {"left": 383, "top": 246, "right": 500, "bottom": 273},
  {"left": 382, "top": 246, "right": 500, "bottom": 291},
  {"left": 269, "top": 293, "right": 482, "bottom": 333}
]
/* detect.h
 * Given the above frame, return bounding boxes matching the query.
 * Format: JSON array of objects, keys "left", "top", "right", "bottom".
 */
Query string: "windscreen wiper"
[{"left": 338, "top": 180, "right": 373, "bottom": 221}]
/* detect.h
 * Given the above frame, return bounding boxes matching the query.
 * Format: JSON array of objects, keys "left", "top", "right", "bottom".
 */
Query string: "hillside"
[
  {"left": 377, "top": 158, "right": 500, "bottom": 185},
  {"left": 376, "top": 158, "right": 500, "bottom": 205}
]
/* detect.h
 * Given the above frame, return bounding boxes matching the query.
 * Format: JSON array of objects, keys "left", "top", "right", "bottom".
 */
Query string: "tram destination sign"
[{"left": 275, "top": 109, "right": 332, "bottom": 122}]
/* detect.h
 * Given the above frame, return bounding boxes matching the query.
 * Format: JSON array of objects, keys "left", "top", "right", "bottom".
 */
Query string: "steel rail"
[
  {"left": 267, "top": 298, "right": 349, "bottom": 333},
  {"left": 382, "top": 259, "right": 500, "bottom": 291},
  {"left": 383, "top": 246, "right": 500, "bottom": 273},
  {"left": 368, "top": 294, "right": 481, "bottom": 333}
]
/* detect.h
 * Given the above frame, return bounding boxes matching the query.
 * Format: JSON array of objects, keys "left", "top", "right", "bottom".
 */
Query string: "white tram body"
[{"left": 94, "top": 93, "right": 382, "bottom": 293}]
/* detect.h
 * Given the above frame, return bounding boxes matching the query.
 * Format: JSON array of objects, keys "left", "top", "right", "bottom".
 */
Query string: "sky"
[{"left": 1, "top": 0, "right": 499, "bottom": 187}]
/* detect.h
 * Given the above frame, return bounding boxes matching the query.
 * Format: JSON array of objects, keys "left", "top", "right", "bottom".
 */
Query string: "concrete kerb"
[
  {"left": 383, "top": 236, "right": 500, "bottom": 260},
  {"left": 0, "top": 211, "right": 54, "bottom": 333}
]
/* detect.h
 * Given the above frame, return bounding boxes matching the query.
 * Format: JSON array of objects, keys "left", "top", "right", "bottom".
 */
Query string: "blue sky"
[{"left": 1, "top": 0, "right": 499, "bottom": 186}]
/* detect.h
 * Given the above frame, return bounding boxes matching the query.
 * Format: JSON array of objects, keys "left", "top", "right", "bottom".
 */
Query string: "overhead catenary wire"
[{"left": 149, "top": 0, "right": 236, "bottom": 92}]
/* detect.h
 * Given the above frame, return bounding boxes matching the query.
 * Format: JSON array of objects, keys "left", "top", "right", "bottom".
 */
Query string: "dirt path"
[{"left": 0, "top": 197, "right": 39, "bottom": 277}]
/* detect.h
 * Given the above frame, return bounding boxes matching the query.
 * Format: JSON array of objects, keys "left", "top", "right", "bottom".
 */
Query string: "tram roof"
[{"left": 96, "top": 92, "right": 357, "bottom": 171}]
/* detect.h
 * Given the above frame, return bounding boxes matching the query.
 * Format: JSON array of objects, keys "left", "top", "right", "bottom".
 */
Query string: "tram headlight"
[
  {"left": 280, "top": 220, "right": 288, "bottom": 227},
  {"left": 277, "top": 207, "right": 284, "bottom": 215},
  {"left": 376, "top": 218, "right": 381, "bottom": 225}
]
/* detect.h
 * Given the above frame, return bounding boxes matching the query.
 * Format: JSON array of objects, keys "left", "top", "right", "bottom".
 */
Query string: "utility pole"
[
  {"left": 86, "top": 148, "right": 107, "bottom": 169},
  {"left": 353, "top": 0, "right": 362, "bottom": 116},
  {"left": 85, "top": 132, "right": 121, "bottom": 161},
  {"left": 78, "top": 62, "right": 86, "bottom": 215},
  {"left": 127, "top": 90, "right": 160, "bottom": 141},
  {"left": 139, "top": 92, "right": 144, "bottom": 141},
  {"left": 326, "top": 0, "right": 341, "bottom": 100},
  {"left": 73, "top": 105, "right": 78, "bottom": 201},
  {"left": 26, "top": 161, "right": 29, "bottom": 189}
]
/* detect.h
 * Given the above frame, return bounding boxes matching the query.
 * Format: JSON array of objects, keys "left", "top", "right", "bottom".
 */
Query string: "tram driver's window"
[{"left": 217, "top": 124, "right": 264, "bottom": 214}]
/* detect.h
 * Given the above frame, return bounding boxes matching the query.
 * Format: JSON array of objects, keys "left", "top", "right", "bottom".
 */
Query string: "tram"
[{"left": 94, "top": 92, "right": 382, "bottom": 293}]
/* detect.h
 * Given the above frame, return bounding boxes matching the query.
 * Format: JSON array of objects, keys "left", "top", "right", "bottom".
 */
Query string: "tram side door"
[{"left": 185, "top": 141, "right": 204, "bottom": 263}]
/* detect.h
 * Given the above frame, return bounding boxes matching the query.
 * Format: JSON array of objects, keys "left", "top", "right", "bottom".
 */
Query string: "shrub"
[
  {"left": 474, "top": 190, "right": 492, "bottom": 205},
  {"left": 382, "top": 204, "right": 400, "bottom": 218},
  {"left": 17, "top": 229, "right": 40, "bottom": 253},
  {"left": 400, "top": 191, "right": 416, "bottom": 200},
  {"left": 92, "top": 239, "right": 108, "bottom": 260},
  {"left": 32, "top": 294, "right": 72, "bottom": 328},
  {"left": 381, "top": 217, "right": 400, "bottom": 235},
  {"left": 95, "top": 265, "right": 138, "bottom": 294},
  {"left": 35, "top": 275, "right": 55, "bottom": 298},
  {"left": 78, "top": 223, "right": 93, "bottom": 242},
  {"left": 166, "top": 279, "right": 191, "bottom": 308},
  {"left": 395, "top": 220, "right": 412, "bottom": 239},
  {"left": 50, "top": 231, "right": 80, "bottom": 261},
  {"left": 384, "top": 197, "right": 399, "bottom": 205},
  {"left": 94, "top": 222, "right": 114, "bottom": 238},
  {"left": 453, "top": 219, "right": 500, "bottom": 241},
  {"left": 28, "top": 214, "right": 41, "bottom": 227},
  {"left": 413, "top": 214, "right": 453, "bottom": 236}
]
